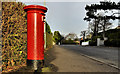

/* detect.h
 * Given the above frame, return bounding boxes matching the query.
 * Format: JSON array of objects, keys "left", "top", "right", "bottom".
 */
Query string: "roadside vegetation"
[
  {"left": 83, "top": 1, "right": 120, "bottom": 47},
  {"left": 2, "top": 2, "right": 53, "bottom": 72},
  {"left": 53, "top": 32, "right": 79, "bottom": 45},
  {"left": 46, "top": 22, "right": 53, "bottom": 49},
  {"left": 2, "top": 2, "right": 27, "bottom": 72}
]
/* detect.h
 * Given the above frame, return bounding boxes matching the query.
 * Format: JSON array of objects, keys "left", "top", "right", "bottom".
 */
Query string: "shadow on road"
[{"left": 44, "top": 46, "right": 58, "bottom": 72}]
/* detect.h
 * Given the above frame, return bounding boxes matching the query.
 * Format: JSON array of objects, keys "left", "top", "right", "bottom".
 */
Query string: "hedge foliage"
[
  {"left": 104, "top": 29, "right": 120, "bottom": 47},
  {"left": 89, "top": 36, "right": 100, "bottom": 46},
  {"left": 90, "top": 29, "right": 120, "bottom": 47},
  {"left": 53, "top": 31, "right": 62, "bottom": 44},
  {"left": 2, "top": 2, "right": 53, "bottom": 72},
  {"left": 62, "top": 39, "right": 78, "bottom": 45},
  {"left": 45, "top": 22, "right": 53, "bottom": 48},
  {"left": 46, "top": 32, "right": 53, "bottom": 48},
  {"left": 2, "top": 2, "right": 27, "bottom": 71}
]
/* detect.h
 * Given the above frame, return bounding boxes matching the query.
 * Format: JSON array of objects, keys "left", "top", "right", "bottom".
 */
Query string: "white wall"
[
  {"left": 97, "top": 38, "right": 104, "bottom": 46},
  {"left": 82, "top": 41, "right": 89, "bottom": 46}
]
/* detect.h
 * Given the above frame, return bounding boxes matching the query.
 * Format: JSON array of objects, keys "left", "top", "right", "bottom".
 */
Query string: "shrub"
[
  {"left": 105, "top": 39, "right": 120, "bottom": 47},
  {"left": 89, "top": 40, "right": 97, "bottom": 46},
  {"left": 2, "top": 2, "right": 53, "bottom": 72},
  {"left": 62, "top": 39, "right": 78, "bottom": 44},
  {"left": 104, "top": 29, "right": 120, "bottom": 47},
  {"left": 46, "top": 32, "right": 53, "bottom": 48},
  {"left": 89, "top": 36, "right": 99, "bottom": 46},
  {"left": 2, "top": 2, "right": 27, "bottom": 71}
]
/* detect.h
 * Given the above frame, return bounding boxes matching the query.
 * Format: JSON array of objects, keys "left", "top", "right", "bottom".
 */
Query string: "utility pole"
[
  {"left": 103, "top": 16, "right": 106, "bottom": 38},
  {"left": 118, "top": 10, "right": 120, "bottom": 27},
  {"left": 44, "top": 0, "right": 46, "bottom": 49}
]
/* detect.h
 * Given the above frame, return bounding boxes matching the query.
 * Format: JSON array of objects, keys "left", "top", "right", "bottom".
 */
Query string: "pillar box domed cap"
[{"left": 24, "top": 5, "right": 47, "bottom": 13}]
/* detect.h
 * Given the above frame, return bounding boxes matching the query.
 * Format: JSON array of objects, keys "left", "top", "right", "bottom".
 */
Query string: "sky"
[{"left": 16, "top": 0, "right": 119, "bottom": 37}]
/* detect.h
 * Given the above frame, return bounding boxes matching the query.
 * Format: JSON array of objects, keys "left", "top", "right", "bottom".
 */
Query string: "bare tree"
[
  {"left": 80, "top": 31, "right": 87, "bottom": 42},
  {"left": 65, "top": 33, "right": 78, "bottom": 40}
]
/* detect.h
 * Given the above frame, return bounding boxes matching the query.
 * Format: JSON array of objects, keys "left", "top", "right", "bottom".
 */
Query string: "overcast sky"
[{"left": 16, "top": 0, "right": 119, "bottom": 37}]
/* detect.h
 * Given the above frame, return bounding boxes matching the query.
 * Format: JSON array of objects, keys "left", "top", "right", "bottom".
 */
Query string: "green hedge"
[
  {"left": 2, "top": 2, "right": 53, "bottom": 72},
  {"left": 89, "top": 40, "right": 97, "bottom": 46},
  {"left": 90, "top": 29, "right": 120, "bottom": 47},
  {"left": 89, "top": 36, "right": 99, "bottom": 46},
  {"left": 46, "top": 32, "right": 53, "bottom": 48},
  {"left": 62, "top": 39, "right": 78, "bottom": 44},
  {"left": 104, "top": 30, "right": 120, "bottom": 47},
  {"left": 105, "top": 39, "right": 120, "bottom": 47},
  {"left": 2, "top": 2, "right": 27, "bottom": 71}
]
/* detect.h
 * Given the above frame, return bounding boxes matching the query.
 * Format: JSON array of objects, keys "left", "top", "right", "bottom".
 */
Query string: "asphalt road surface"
[
  {"left": 61, "top": 45, "right": 119, "bottom": 67},
  {"left": 50, "top": 45, "right": 119, "bottom": 72}
]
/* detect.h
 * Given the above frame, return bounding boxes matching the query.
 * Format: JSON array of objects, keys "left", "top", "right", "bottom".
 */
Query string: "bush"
[
  {"left": 2, "top": 2, "right": 53, "bottom": 72},
  {"left": 2, "top": 2, "right": 27, "bottom": 71},
  {"left": 45, "top": 21, "right": 53, "bottom": 49},
  {"left": 46, "top": 32, "right": 53, "bottom": 48},
  {"left": 89, "top": 36, "right": 99, "bottom": 46},
  {"left": 90, "top": 29, "right": 120, "bottom": 47},
  {"left": 89, "top": 40, "right": 97, "bottom": 46},
  {"left": 62, "top": 39, "right": 78, "bottom": 45},
  {"left": 105, "top": 39, "right": 120, "bottom": 47},
  {"left": 104, "top": 29, "right": 120, "bottom": 47}
]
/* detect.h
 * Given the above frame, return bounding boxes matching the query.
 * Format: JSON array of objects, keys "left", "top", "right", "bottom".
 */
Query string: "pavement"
[{"left": 48, "top": 45, "right": 119, "bottom": 72}]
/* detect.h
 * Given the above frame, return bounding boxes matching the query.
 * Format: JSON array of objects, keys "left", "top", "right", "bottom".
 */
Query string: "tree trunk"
[
  {"left": 103, "top": 17, "right": 106, "bottom": 39},
  {"left": 93, "top": 19, "right": 97, "bottom": 36}
]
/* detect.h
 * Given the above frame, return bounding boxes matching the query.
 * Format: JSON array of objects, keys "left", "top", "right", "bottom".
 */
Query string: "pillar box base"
[{"left": 27, "top": 60, "right": 44, "bottom": 70}]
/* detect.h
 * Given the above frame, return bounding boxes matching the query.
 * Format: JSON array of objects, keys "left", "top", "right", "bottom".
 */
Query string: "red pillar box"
[{"left": 24, "top": 5, "right": 47, "bottom": 70}]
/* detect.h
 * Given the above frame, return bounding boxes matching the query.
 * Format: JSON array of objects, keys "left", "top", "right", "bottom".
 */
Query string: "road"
[
  {"left": 49, "top": 45, "right": 119, "bottom": 72},
  {"left": 61, "top": 45, "right": 119, "bottom": 67}
]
